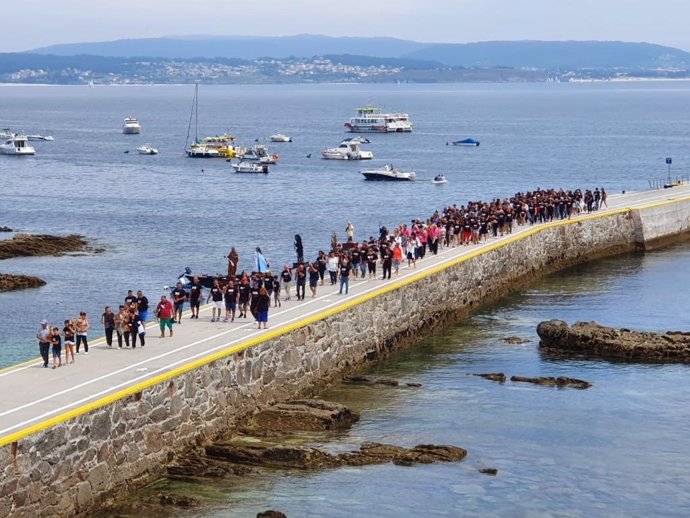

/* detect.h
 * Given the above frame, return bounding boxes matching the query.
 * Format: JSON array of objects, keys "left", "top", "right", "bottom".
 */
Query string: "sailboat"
[{"left": 185, "top": 84, "right": 220, "bottom": 158}]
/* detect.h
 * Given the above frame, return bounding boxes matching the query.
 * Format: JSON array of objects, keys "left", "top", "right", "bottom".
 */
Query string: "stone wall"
[{"left": 0, "top": 201, "right": 688, "bottom": 518}]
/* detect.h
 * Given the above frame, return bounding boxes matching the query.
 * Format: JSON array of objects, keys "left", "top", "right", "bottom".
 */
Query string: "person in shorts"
[
  {"left": 207, "top": 278, "right": 224, "bottom": 322},
  {"left": 50, "top": 326, "right": 62, "bottom": 369},
  {"left": 62, "top": 319, "right": 76, "bottom": 364},
  {"left": 223, "top": 280, "right": 237, "bottom": 322},
  {"left": 189, "top": 276, "right": 203, "bottom": 319},
  {"left": 172, "top": 282, "right": 186, "bottom": 324},
  {"left": 156, "top": 295, "right": 174, "bottom": 338}
]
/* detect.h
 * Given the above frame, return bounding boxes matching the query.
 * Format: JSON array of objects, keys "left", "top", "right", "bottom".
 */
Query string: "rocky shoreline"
[
  {"left": 0, "top": 232, "right": 103, "bottom": 292},
  {"left": 537, "top": 320, "right": 690, "bottom": 362}
]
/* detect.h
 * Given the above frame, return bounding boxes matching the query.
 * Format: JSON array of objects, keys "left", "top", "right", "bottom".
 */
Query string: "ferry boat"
[
  {"left": 360, "top": 164, "right": 415, "bottom": 181},
  {"left": 0, "top": 135, "right": 35, "bottom": 155},
  {"left": 122, "top": 117, "right": 141, "bottom": 134},
  {"left": 344, "top": 107, "right": 412, "bottom": 133}
]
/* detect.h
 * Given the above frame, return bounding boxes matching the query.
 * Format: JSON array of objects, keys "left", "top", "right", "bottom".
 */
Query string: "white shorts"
[{"left": 213, "top": 301, "right": 223, "bottom": 310}]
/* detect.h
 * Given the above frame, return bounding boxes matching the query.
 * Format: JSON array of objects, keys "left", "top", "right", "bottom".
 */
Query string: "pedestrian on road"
[
  {"left": 115, "top": 305, "right": 129, "bottom": 348},
  {"left": 156, "top": 295, "right": 174, "bottom": 338},
  {"left": 281, "top": 264, "right": 292, "bottom": 301},
  {"left": 101, "top": 306, "right": 115, "bottom": 347},
  {"left": 189, "top": 276, "right": 203, "bottom": 319},
  {"left": 256, "top": 287, "right": 271, "bottom": 329},
  {"left": 224, "top": 280, "right": 238, "bottom": 322},
  {"left": 36, "top": 319, "right": 51, "bottom": 368},
  {"left": 207, "top": 278, "right": 224, "bottom": 322},
  {"left": 137, "top": 290, "right": 149, "bottom": 323},
  {"left": 75, "top": 312, "right": 90, "bottom": 354},
  {"left": 308, "top": 262, "right": 319, "bottom": 297},
  {"left": 62, "top": 319, "right": 76, "bottom": 364},
  {"left": 172, "top": 282, "right": 186, "bottom": 324},
  {"left": 338, "top": 258, "right": 350, "bottom": 295},
  {"left": 272, "top": 275, "right": 281, "bottom": 307},
  {"left": 50, "top": 326, "right": 62, "bottom": 369},
  {"left": 295, "top": 263, "right": 306, "bottom": 300}
]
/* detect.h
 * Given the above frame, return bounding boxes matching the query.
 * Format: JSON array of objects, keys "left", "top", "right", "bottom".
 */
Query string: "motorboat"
[
  {"left": 231, "top": 160, "right": 269, "bottom": 174},
  {"left": 136, "top": 144, "right": 158, "bottom": 155},
  {"left": 0, "top": 135, "right": 35, "bottom": 155},
  {"left": 432, "top": 174, "right": 448, "bottom": 184},
  {"left": 122, "top": 117, "right": 141, "bottom": 134},
  {"left": 360, "top": 165, "right": 416, "bottom": 181},
  {"left": 270, "top": 134, "right": 292, "bottom": 142},
  {"left": 344, "top": 106, "right": 412, "bottom": 133},
  {"left": 187, "top": 144, "right": 221, "bottom": 158},
  {"left": 322, "top": 137, "right": 373, "bottom": 160},
  {"left": 240, "top": 144, "right": 279, "bottom": 164},
  {"left": 450, "top": 138, "right": 480, "bottom": 147}
]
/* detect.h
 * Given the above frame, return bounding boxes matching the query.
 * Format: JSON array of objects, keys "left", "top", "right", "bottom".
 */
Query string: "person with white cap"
[{"left": 36, "top": 320, "right": 51, "bottom": 368}]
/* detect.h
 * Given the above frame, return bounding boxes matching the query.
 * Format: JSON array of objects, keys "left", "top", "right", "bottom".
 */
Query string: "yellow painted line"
[{"left": 2, "top": 194, "right": 690, "bottom": 446}]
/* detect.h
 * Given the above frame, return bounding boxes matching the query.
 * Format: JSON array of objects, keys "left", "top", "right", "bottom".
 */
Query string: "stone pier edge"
[{"left": 0, "top": 202, "right": 655, "bottom": 449}]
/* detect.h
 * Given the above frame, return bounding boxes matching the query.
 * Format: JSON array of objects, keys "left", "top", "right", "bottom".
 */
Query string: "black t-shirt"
[
  {"left": 210, "top": 286, "right": 223, "bottom": 301},
  {"left": 309, "top": 268, "right": 319, "bottom": 281},
  {"left": 339, "top": 265, "right": 350, "bottom": 278},
  {"left": 367, "top": 253, "right": 377, "bottom": 264},
  {"left": 124, "top": 295, "right": 137, "bottom": 305},
  {"left": 238, "top": 284, "right": 250, "bottom": 301},
  {"left": 138, "top": 296, "right": 149, "bottom": 311},
  {"left": 172, "top": 288, "right": 186, "bottom": 303},
  {"left": 51, "top": 334, "right": 61, "bottom": 348},
  {"left": 281, "top": 270, "right": 292, "bottom": 282},
  {"left": 190, "top": 283, "right": 202, "bottom": 301},
  {"left": 381, "top": 250, "right": 392, "bottom": 263},
  {"left": 225, "top": 287, "right": 237, "bottom": 303},
  {"left": 273, "top": 279, "right": 281, "bottom": 292},
  {"left": 63, "top": 326, "right": 74, "bottom": 340}
]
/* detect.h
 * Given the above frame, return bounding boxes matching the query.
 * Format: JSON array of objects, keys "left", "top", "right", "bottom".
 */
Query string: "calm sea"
[{"left": 2, "top": 82, "right": 690, "bottom": 516}]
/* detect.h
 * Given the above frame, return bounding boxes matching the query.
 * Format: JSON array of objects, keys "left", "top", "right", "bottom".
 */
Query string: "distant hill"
[
  {"left": 403, "top": 40, "right": 690, "bottom": 69},
  {"left": 31, "top": 35, "right": 690, "bottom": 70},
  {"left": 31, "top": 34, "right": 428, "bottom": 60}
]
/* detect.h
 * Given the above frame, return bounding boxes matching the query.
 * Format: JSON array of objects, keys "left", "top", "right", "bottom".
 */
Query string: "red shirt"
[{"left": 156, "top": 299, "right": 174, "bottom": 319}]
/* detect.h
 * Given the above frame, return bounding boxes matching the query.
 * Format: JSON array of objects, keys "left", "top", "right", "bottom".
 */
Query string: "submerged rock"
[
  {"left": 248, "top": 399, "right": 359, "bottom": 433},
  {"left": 167, "top": 450, "right": 252, "bottom": 479},
  {"left": 510, "top": 375, "right": 592, "bottom": 389},
  {"left": 0, "top": 226, "right": 12, "bottom": 232},
  {"left": 344, "top": 375, "right": 420, "bottom": 387},
  {"left": 478, "top": 468, "right": 498, "bottom": 476},
  {"left": 257, "top": 511, "right": 287, "bottom": 518},
  {"left": 500, "top": 336, "right": 530, "bottom": 344},
  {"left": 158, "top": 493, "right": 200, "bottom": 507},
  {"left": 473, "top": 373, "right": 507, "bottom": 383},
  {"left": 0, "top": 273, "right": 46, "bottom": 293},
  {"left": 537, "top": 319, "right": 690, "bottom": 362}
]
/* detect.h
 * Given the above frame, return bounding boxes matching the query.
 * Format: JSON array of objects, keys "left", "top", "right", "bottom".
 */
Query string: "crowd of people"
[{"left": 35, "top": 186, "right": 607, "bottom": 368}]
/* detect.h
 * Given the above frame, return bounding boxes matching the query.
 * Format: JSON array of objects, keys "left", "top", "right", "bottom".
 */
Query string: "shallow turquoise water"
[{"left": 127, "top": 242, "right": 690, "bottom": 518}]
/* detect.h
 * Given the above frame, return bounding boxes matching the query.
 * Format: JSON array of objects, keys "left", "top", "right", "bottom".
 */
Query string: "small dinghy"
[{"left": 431, "top": 174, "right": 448, "bottom": 184}]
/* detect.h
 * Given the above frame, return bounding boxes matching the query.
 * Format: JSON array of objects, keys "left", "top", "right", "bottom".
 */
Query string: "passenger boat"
[
  {"left": 231, "top": 160, "right": 270, "bottom": 174},
  {"left": 360, "top": 164, "right": 416, "bottom": 181},
  {"left": 122, "top": 117, "right": 141, "bottom": 134},
  {"left": 270, "top": 134, "right": 292, "bottom": 142},
  {"left": 0, "top": 135, "right": 35, "bottom": 155},
  {"left": 344, "top": 106, "right": 412, "bottom": 133},
  {"left": 432, "top": 174, "right": 448, "bottom": 184},
  {"left": 322, "top": 137, "right": 373, "bottom": 160},
  {"left": 450, "top": 138, "right": 480, "bottom": 147},
  {"left": 136, "top": 144, "right": 158, "bottom": 155}
]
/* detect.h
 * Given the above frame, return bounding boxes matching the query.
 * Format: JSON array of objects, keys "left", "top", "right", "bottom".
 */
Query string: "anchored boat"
[
  {"left": 322, "top": 137, "right": 373, "bottom": 160},
  {"left": 450, "top": 138, "right": 480, "bottom": 147},
  {"left": 0, "top": 135, "right": 35, "bottom": 156},
  {"left": 122, "top": 117, "right": 141, "bottom": 134}
]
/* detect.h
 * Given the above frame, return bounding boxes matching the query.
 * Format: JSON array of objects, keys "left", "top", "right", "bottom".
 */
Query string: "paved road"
[{"left": 1, "top": 185, "right": 689, "bottom": 445}]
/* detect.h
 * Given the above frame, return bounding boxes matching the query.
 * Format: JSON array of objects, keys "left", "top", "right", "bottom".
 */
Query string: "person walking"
[
  {"left": 189, "top": 276, "right": 203, "bottom": 319},
  {"left": 281, "top": 264, "right": 292, "bottom": 301},
  {"left": 272, "top": 275, "right": 281, "bottom": 307},
  {"left": 238, "top": 276, "right": 250, "bottom": 318},
  {"left": 115, "top": 305, "right": 129, "bottom": 348},
  {"left": 172, "top": 282, "right": 186, "bottom": 324},
  {"left": 62, "top": 319, "right": 76, "bottom": 364},
  {"left": 338, "top": 258, "right": 350, "bottom": 295},
  {"left": 381, "top": 245, "right": 393, "bottom": 280},
  {"left": 75, "top": 311, "right": 90, "bottom": 354},
  {"left": 36, "top": 320, "right": 51, "bottom": 368},
  {"left": 326, "top": 252, "right": 338, "bottom": 285},
  {"left": 393, "top": 243, "right": 403, "bottom": 275},
  {"left": 223, "top": 280, "right": 238, "bottom": 322},
  {"left": 101, "top": 306, "right": 115, "bottom": 347},
  {"left": 156, "top": 295, "right": 174, "bottom": 338},
  {"left": 207, "top": 278, "right": 224, "bottom": 322},
  {"left": 50, "top": 326, "right": 62, "bottom": 369},
  {"left": 295, "top": 263, "right": 306, "bottom": 301},
  {"left": 256, "top": 287, "right": 271, "bottom": 329},
  {"left": 132, "top": 308, "right": 146, "bottom": 347},
  {"left": 308, "top": 262, "right": 319, "bottom": 297},
  {"left": 137, "top": 290, "right": 149, "bottom": 323}
]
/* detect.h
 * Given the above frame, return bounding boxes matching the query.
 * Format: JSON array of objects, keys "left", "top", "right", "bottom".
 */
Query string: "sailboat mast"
[{"left": 185, "top": 83, "right": 198, "bottom": 151}]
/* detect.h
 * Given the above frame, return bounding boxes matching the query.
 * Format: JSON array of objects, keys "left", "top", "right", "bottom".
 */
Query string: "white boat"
[
  {"left": 122, "top": 117, "right": 141, "bottom": 134},
  {"left": 322, "top": 138, "right": 373, "bottom": 160},
  {"left": 240, "top": 144, "right": 279, "bottom": 164},
  {"left": 187, "top": 145, "right": 221, "bottom": 158},
  {"left": 270, "top": 134, "right": 292, "bottom": 142},
  {"left": 432, "top": 174, "right": 448, "bottom": 184},
  {"left": 231, "top": 160, "right": 269, "bottom": 174},
  {"left": 136, "top": 144, "right": 158, "bottom": 155},
  {"left": 360, "top": 165, "right": 415, "bottom": 181},
  {"left": 344, "top": 106, "right": 412, "bottom": 133},
  {"left": 0, "top": 135, "right": 35, "bottom": 156}
]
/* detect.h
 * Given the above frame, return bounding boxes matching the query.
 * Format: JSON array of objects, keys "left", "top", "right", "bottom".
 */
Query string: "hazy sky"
[{"left": 6, "top": 0, "right": 690, "bottom": 52}]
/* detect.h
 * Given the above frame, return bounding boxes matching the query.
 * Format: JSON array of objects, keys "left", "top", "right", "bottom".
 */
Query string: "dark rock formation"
[
  {"left": 473, "top": 373, "right": 507, "bottom": 383},
  {"left": 204, "top": 441, "right": 466, "bottom": 470},
  {"left": 247, "top": 399, "right": 359, "bottom": 433},
  {"left": 537, "top": 319, "right": 690, "bottom": 362},
  {"left": 0, "top": 273, "right": 46, "bottom": 293},
  {"left": 158, "top": 493, "right": 199, "bottom": 507},
  {"left": 167, "top": 450, "right": 252, "bottom": 479},
  {"left": 500, "top": 336, "right": 530, "bottom": 344},
  {"left": 0, "top": 233, "right": 102, "bottom": 260},
  {"left": 510, "top": 375, "right": 591, "bottom": 389},
  {"left": 478, "top": 468, "right": 498, "bottom": 476},
  {"left": 344, "top": 375, "right": 420, "bottom": 387},
  {"left": 257, "top": 511, "right": 287, "bottom": 518},
  {"left": 0, "top": 226, "right": 12, "bottom": 232}
]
